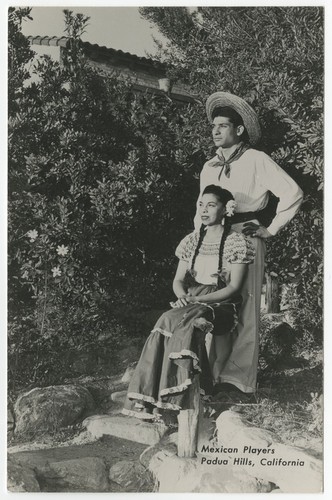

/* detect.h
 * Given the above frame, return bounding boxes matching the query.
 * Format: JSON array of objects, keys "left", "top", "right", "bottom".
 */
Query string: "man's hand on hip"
[{"left": 242, "top": 222, "right": 273, "bottom": 239}]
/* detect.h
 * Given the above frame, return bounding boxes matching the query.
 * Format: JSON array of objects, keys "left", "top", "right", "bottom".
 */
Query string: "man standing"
[{"left": 194, "top": 91, "right": 303, "bottom": 394}]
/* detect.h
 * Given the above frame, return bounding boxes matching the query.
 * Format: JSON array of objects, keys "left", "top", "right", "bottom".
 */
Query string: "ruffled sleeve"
[
  {"left": 224, "top": 232, "right": 255, "bottom": 264},
  {"left": 175, "top": 232, "right": 199, "bottom": 262}
]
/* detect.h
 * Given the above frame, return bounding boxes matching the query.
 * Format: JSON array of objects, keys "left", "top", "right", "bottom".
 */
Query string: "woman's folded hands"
[{"left": 170, "top": 294, "right": 198, "bottom": 308}]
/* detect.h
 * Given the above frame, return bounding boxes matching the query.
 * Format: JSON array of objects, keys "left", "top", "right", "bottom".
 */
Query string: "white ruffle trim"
[
  {"left": 168, "top": 349, "right": 199, "bottom": 362},
  {"left": 151, "top": 327, "right": 173, "bottom": 338},
  {"left": 134, "top": 402, "right": 145, "bottom": 409},
  {"left": 127, "top": 392, "right": 155, "bottom": 404},
  {"left": 160, "top": 378, "right": 207, "bottom": 398},
  {"left": 126, "top": 381, "right": 209, "bottom": 413},
  {"left": 122, "top": 408, "right": 156, "bottom": 420},
  {"left": 159, "top": 377, "right": 193, "bottom": 397},
  {"left": 159, "top": 346, "right": 208, "bottom": 398},
  {"left": 168, "top": 349, "right": 202, "bottom": 372},
  {"left": 127, "top": 391, "right": 182, "bottom": 411}
]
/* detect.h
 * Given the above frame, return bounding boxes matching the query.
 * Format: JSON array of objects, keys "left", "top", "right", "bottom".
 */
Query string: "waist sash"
[{"left": 230, "top": 210, "right": 264, "bottom": 224}]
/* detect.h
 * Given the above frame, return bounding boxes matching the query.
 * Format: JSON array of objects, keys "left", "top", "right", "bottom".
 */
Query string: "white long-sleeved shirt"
[{"left": 194, "top": 148, "right": 303, "bottom": 236}]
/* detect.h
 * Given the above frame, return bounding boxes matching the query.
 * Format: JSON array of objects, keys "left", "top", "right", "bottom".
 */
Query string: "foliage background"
[
  {"left": 8, "top": 6, "right": 323, "bottom": 393},
  {"left": 140, "top": 6, "right": 323, "bottom": 332}
]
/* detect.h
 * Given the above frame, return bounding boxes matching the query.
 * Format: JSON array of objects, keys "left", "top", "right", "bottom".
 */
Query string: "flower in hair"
[{"left": 225, "top": 200, "right": 237, "bottom": 217}]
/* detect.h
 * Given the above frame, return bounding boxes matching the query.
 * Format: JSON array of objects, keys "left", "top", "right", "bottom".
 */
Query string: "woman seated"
[{"left": 122, "top": 184, "right": 255, "bottom": 421}]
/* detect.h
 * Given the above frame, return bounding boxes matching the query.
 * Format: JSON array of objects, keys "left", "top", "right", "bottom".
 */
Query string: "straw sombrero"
[{"left": 206, "top": 91, "right": 261, "bottom": 145}]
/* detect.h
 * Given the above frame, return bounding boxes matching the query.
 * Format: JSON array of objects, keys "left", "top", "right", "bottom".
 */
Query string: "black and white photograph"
[{"left": 6, "top": 3, "right": 325, "bottom": 494}]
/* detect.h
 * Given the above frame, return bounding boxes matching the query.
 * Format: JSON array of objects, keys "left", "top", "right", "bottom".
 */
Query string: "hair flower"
[{"left": 225, "top": 200, "right": 237, "bottom": 217}]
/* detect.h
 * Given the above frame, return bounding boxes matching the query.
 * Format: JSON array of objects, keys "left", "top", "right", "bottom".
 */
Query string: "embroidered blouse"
[{"left": 175, "top": 230, "right": 255, "bottom": 286}]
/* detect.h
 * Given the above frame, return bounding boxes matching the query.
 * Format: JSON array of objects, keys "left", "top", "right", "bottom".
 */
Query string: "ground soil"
[{"left": 224, "top": 348, "right": 323, "bottom": 458}]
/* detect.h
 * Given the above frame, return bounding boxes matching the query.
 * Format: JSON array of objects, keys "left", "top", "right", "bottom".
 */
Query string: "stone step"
[
  {"left": 37, "top": 456, "right": 110, "bottom": 492},
  {"left": 8, "top": 435, "right": 148, "bottom": 492},
  {"left": 82, "top": 414, "right": 168, "bottom": 446},
  {"left": 109, "top": 460, "right": 154, "bottom": 492}
]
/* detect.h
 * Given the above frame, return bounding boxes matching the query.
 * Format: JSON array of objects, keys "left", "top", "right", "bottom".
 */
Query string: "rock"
[
  {"left": 36, "top": 457, "right": 109, "bottom": 492},
  {"left": 65, "top": 375, "right": 129, "bottom": 404},
  {"left": 198, "top": 470, "right": 261, "bottom": 493},
  {"left": 217, "top": 409, "right": 277, "bottom": 447},
  {"left": 83, "top": 414, "right": 167, "bottom": 445},
  {"left": 109, "top": 460, "right": 154, "bottom": 492},
  {"left": 111, "top": 390, "right": 127, "bottom": 404},
  {"left": 149, "top": 453, "right": 198, "bottom": 492},
  {"left": 14, "top": 385, "right": 95, "bottom": 437},
  {"left": 255, "top": 478, "right": 275, "bottom": 492},
  {"left": 7, "top": 456, "right": 40, "bottom": 492},
  {"left": 139, "top": 436, "right": 178, "bottom": 468},
  {"left": 149, "top": 451, "right": 262, "bottom": 493},
  {"left": 215, "top": 410, "right": 323, "bottom": 493}
]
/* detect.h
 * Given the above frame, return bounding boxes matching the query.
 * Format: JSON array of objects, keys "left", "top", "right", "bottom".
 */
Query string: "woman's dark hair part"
[
  {"left": 211, "top": 106, "right": 249, "bottom": 143},
  {"left": 191, "top": 185, "right": 234, "bottom": 288}
]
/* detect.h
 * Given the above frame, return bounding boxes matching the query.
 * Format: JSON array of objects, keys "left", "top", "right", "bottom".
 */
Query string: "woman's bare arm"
[
  {"left": 172, "top": 260, "right": 189, "bottom": 300},
  {"left": 173, "top": 263, "right": 248, "bottom": 308}
]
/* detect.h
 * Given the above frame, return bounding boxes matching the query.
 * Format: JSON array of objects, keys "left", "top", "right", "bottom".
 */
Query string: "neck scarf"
[{"left": 209, "top": 142, "right": 251, "bottom": 179}]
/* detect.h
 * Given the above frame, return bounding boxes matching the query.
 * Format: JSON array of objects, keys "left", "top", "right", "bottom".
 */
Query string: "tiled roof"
[
  {"left": 27, "top": 36, "right": 166, "bottom": 70},
  {"left": 27, "top": 35, "right": 71, "bottom": 47},
  {"left": 26, "top": 35, "right": 195, "bottom": 103}
]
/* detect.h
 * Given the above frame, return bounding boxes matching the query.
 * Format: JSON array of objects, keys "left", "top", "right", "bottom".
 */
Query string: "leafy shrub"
[{"left": 8, "top": 9, "right": 204, "bottom": 390}]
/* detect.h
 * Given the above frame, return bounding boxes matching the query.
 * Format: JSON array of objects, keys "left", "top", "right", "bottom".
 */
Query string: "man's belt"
[
  {"left": 230, "top": 195, "right": 279, "bottom": 227},
  {"left": 230, "top": 210, "right": 265, "bottom": 224}
]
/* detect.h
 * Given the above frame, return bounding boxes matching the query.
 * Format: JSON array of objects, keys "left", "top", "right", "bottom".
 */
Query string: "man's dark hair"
[
  {"left": 211, "top": 106, "right": 249, "bottom": 143},
  {"left": 211, "top": 106, "right": 243, "bottom": 126}
]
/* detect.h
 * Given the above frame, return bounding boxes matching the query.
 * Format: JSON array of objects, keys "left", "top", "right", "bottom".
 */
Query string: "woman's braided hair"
[{"left": 191, "top": 184, "right": 234, "bottom": 288}]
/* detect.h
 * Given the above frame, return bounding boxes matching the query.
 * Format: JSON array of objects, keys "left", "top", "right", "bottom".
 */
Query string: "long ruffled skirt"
[{"left": 122, "top": 284, "right": 240, "bottom": 420}]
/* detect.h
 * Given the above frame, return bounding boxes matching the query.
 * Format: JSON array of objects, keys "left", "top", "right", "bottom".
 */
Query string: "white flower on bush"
[
  {"left": 26, "top": 229, "right": 38, "bottom": 241},
  {"left": 52, "top": 266, "right": 62, "bottom": 277},
  {"left": 225, "top": 200, "right": 237, "bottom": 217},
  {"left": 57, "top": 245, "right": 69, "bottom": 256}
]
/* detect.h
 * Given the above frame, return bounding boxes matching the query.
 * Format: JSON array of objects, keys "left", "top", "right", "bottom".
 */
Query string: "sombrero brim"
[{"left": 206, "top": 91, "right": 261, "bottom": 145}]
